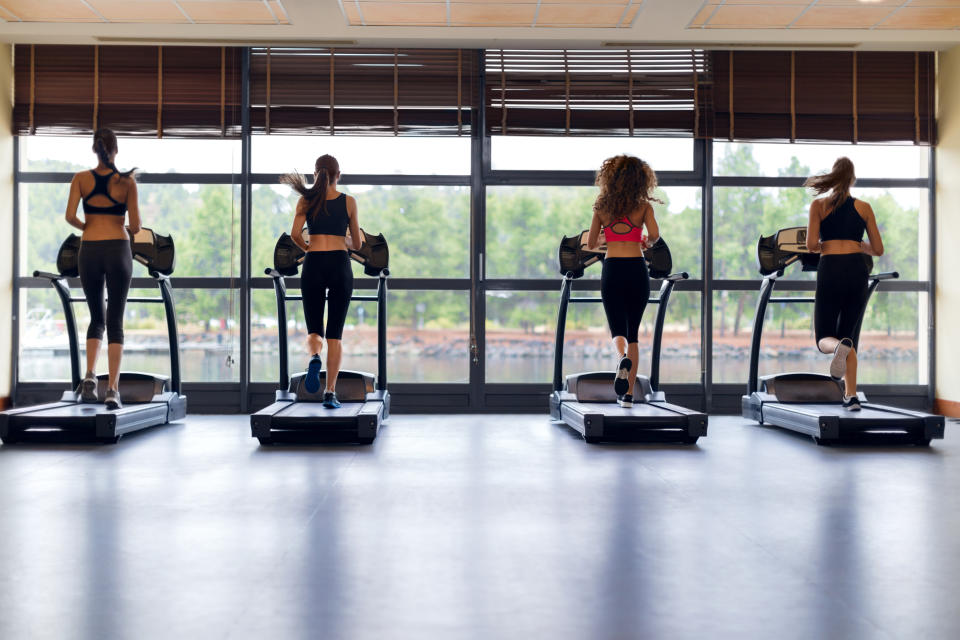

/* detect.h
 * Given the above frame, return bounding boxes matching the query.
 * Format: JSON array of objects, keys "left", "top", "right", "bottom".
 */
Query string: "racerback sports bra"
[
  {"left": 603, "top": 212, "right": 645, "bottom": 243},
  {"left": 82, "top": 170, "right": 127, "bottom": 216},
  {"left": 305, "top": 192, "right": 350, "bottom": 236},
  {"left": 819, "top": 196, "right": 866, "bottom": 243}
]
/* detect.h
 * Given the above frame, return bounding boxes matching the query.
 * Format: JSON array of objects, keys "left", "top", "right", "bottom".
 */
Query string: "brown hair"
[
  {"left": 92, "top": 128, "right": 136, "bottom": 178},
  {"left": 593, "top": 154, "right": 662, "bottom": 227},
  {"left": 803, "top": 156, "right": 855, "bottom": 214},
  {"left": 280, "top": 154, "right": 340, "bottom": 220}
]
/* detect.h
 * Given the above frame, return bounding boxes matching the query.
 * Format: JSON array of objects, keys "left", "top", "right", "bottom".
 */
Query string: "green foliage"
[{"left": 21, "top": 144, "right": 925, "bottom": 368}]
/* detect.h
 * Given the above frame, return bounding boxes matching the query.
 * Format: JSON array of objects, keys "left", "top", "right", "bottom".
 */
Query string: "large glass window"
[
  {"left": 486, "top": 186, "right": 701, "bottom": 279},
  {"left": 20, "top": 136, "right": 240, "bottom": 174},
  {"left": 485, "top": 289, "right": 700, "bottom": 384},
  {"left": 251, "top": 135, "right": 471, "bottom": 175},
  {"left": 714, "top": 141, "right": 929, "bottom": 180},
  {"left": 252, "top": 184, "right": 470, "bottom": 279},
  {"left": 492, "top": 137, "right": 694, "bottom": 172},
  {"left": 712, "top": 290, "right": 925, "bottom": 385}
]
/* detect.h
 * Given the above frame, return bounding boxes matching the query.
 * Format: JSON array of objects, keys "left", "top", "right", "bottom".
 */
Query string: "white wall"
[
  {"left": 936, "top": 46, "right": 960, "bottom": 415},
  {"left": 0, "top": 44, "right": 13, "bottom": 403}
]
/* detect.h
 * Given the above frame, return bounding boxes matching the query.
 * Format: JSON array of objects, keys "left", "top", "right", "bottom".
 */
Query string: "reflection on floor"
[{"left": 0, "top": 415, "right": 958, "bottom": 640}]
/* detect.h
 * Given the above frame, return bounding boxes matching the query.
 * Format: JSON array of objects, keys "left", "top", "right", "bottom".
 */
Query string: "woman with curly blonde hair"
[{"left": 586, "top": 155, "right": 661, "bottom": 408}]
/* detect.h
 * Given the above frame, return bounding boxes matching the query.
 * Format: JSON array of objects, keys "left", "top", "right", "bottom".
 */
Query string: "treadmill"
[
  {"left": 742, "top": 227, "right": 945, "bottom": 446},
  {"left": 0, "top": 229, "right": 187, "bottom": 444},
  {"left": 250, "top": 231, "right": 390, "bottom": 445},
  {"left": 548, "top": 231, "right": 708, "bottom": 444}
]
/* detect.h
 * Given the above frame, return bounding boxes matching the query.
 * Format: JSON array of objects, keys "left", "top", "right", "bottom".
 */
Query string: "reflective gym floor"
[{"left": 1, "top": 414, "right": 958, "bottom": 640}]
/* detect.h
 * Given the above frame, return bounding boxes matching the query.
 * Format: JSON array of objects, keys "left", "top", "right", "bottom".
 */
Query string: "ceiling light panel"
[
  {"left": 339, "top": 1, "right": 642, "bottom": 28},
  {"left": 690, "top": 0, "right": 960, "bottom": 30},
  {"left": 0, "top": 0, "right": 290, "bottom": 24}
]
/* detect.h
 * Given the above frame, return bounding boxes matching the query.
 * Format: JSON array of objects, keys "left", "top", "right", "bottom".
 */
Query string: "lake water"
[{"left": 19, "top": 349, "right": 922, "bottom": 386}]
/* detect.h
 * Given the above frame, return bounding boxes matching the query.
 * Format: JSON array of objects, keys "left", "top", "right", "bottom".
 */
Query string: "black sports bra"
[
  {"left": 305, "top": 193, "right": 349, "bottom": 236},
  {"left": 819, "top": 196, "right": 865, "bottom": 243},
  {"left": 82, "top": 170, "right": 127, "bottom": 216}
]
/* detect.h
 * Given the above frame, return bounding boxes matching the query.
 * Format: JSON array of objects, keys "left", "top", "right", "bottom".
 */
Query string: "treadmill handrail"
[
  {"left": 34, "top": 269, "right": 181, "bottom": 393},
  {"left": 551, "top": 270, "right": 687, "bottom": 393},
  {"left": 268, "top": 268, "right": 389, "bottom": 392},
  {"left": 746, "top": 265, "right": 897, "bottom": 395}
]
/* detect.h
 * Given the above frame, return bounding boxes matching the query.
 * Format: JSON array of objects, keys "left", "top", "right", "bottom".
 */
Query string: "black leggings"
[
  {"left": 601, "top": 257, "right": 650, "bottom": 343},
  {"left": 79, "top": 239, "right": 133, "bottom": 345},
  {"left": 815, "top": 253, "right": 869, "bottom": 350},
  {"left": 301, "top": 251, "right": 354, "bottom": 340}
]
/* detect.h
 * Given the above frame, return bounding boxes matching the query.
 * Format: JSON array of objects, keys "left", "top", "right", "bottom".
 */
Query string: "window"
[
  {"left": 251, "top": 135, "right": 471, "bottom": 175},
  {"left": 486, "top": 186, "right": 701, "bottom": 279},
  {"left": 713, "top": 141, "right": 929, "bottom": 180},
  {"left": 251, "top": 289, "right": 469, "bottom": 384},
  {"left": 252, "top": 184, "right": 470, "bottom": 279},
  {"left": 492, "top": 136, "right": 695, "bottom": 172}
]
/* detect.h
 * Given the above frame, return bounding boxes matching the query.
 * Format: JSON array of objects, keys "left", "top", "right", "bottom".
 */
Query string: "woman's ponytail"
[
  {"left": 280, "top": 154, "right": 340, "bottom": 221},
  {"left": 804, "top": 156, "right": 855, "bottom": 214},
  {"left": 92, "top": 128, "right": 136, "bottom": 178}
]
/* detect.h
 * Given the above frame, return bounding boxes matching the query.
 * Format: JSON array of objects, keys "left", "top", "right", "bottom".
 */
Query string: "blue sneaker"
[
  {"left": 304, "top": 354, "right": 322, "bottom": 394},
  {"left": 322, "top": 391, "right": 342, "bottom": 409}
]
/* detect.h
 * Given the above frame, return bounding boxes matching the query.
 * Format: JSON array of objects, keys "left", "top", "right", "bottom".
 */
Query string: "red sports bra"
[{"left": 603, "top": 215, "right": 645, "bottom": 243}]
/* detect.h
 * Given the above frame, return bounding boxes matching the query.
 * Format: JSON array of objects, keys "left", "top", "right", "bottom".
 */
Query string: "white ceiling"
[{"left": 1, "top": 0, "right": 958, "bottom": 50}]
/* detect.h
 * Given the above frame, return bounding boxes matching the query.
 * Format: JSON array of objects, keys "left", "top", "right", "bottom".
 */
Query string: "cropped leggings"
[
  {"left": 79, "top": 239, "right": 133, "bottom": 345},
  {"left": 815, "top": 253, "right": 869, "bottom": 350},
  {"left": 301, "top": 250, "right": 354, "bottom": 340},
  {"left": 600, "top": 257, "right": 650, "bottom": 343}
]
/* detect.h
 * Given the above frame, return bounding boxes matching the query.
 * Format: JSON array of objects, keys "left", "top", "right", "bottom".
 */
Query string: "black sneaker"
[
  {"left": 304, "top": 354, "right": 323, "bottom": 394},
  {"left": 619, "top": 394, "right": 633, "bottom": 408},
  {"left": 104, "top": 389, "right": 122, "bottom": 410},
  {"left": 614, "top": 356, "right": 632, "bottom": 397},
  {"left": 77, "top": 374, "right": 98, "bottom": 403},
  {"left": 842, "top": 395, "right": 861, "bottom": 412},
  {"left": 322, "top": 391, "right": 342, "bottom": 409}
]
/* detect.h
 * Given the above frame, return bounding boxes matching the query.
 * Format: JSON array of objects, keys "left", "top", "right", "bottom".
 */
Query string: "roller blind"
[
  {"left": 13, "top": 44, "right": 243, "bottom": 138},
  {"left": 485, "top": 49, "right": 713, "bottom": 137},
  {"left": 712, "top": 50, "right": 935, "bottom": 145},
  {"left": 249, "top": 47, "right": 478, "bottom": 135}
]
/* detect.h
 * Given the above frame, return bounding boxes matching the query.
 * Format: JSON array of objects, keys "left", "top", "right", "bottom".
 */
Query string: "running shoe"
[
  {"left": 619, "top": 394, "right": 634, "bottom": 409},
  {"left": 322, "top": 391, "right": 342, "bottom": 409},
  {"left": 77, "top": 374, "right": 98, "bottom": 403},
  {"left": 842, "top": 395, "right": 861, "bottom": 412},
  {"left": 830, "top": 338, "right": 853, "bottom": 380},
  {"left": 614, "top": 356, "right": 632, "bottom": 397},
  {"left": 304, "top": 354, "right": 323, "bottom": 394},
  {"left": 104, "top": 389, "right": 122, "bottom": 410}
]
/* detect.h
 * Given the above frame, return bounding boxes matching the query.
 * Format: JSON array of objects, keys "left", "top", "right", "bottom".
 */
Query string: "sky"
[{"left": 21, "top": 134, "right": 927, "bottom": 212}]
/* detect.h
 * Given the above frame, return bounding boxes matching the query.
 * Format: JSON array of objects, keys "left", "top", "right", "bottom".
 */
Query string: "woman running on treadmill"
[
  {"left": 587, "top": 155, "right": 660, "bottom": 408},
  {"left": 282, "top": 155, "right": 362, "bottom": 409},
  {"left": 804, "top": 157, "right": 885, "bottom": 411},
  {"left": 63, "top": 128, "right": 141, "bottom": 410}
]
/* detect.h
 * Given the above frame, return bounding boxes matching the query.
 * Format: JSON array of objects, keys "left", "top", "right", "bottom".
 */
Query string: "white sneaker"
[{"left": 830, "top": 338, "right": 853, "bottom": 380}]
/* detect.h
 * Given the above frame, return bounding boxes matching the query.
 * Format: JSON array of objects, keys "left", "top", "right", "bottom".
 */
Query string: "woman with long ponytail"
[
  {"left": 63, "top": 128, "right": 142, "bottom": 410},
  {"left": 281, "top": 155, "right": 362, "bottom": 408},
  {"left": 804, "top": 157, "right": 885, "bottom": 411}
]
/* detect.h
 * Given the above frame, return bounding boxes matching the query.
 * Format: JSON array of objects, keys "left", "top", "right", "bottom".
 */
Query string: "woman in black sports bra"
[
  {"left": 281, "top": 155, "right": 362, "bottom": 409},
  {"left": 804, "top": 157, "right": 885, "bottom": 411},
  {"left": 63, "top": 128, "right": 142, "bottom": 410}
]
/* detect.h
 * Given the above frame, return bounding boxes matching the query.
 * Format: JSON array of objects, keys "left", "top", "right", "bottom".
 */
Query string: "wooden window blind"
[
  {"left": 14, "top": 44, "right": 243, "bottom": 138},
  {"left": 249, "top": 48, "right": 478, "bottom": 135},
  {"left": 484, "top": 49, "right": 713, "bottom": 137},
  {"left": 712, "top": 50, "right": 935, "bottom": 145}
]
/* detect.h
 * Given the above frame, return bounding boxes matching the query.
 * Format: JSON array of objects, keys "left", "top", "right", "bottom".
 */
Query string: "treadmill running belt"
[{"left": 276, "top": 403, "right": 363, "bottom": 419}]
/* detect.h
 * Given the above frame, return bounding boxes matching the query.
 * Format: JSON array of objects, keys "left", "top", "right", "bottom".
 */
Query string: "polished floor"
[{"left": 1, "top": 414, "right": 958, "bottom": 640}]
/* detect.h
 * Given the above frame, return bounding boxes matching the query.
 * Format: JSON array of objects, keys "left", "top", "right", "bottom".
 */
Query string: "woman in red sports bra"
[{"left": 587, "top": 155, "right": 661, "bottom": 408}]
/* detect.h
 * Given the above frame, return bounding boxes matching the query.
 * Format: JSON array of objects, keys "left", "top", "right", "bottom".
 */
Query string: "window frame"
[{"left": 10, "top": 49, "right": 937, "bottom": 414}]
